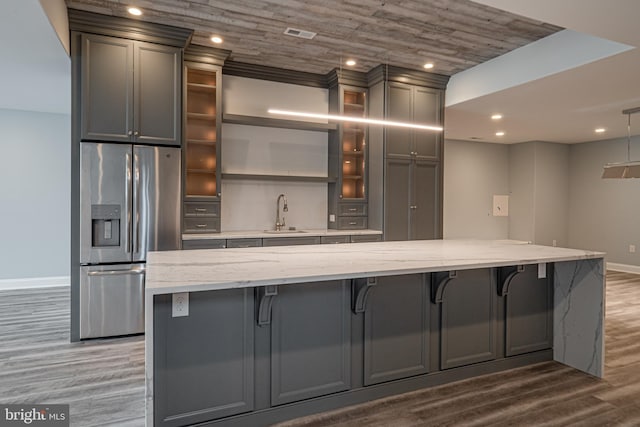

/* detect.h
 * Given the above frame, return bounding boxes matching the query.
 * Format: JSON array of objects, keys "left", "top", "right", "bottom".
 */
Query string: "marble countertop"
[
  {"left": 146, "top": 239, "right": 605, "bottom": 295},
  {"left": 182, "top": 228, "right": 383, "bottom": 240}
]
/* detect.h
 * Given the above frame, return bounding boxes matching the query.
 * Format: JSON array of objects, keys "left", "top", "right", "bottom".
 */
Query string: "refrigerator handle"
[
  {"left": 125, "top": 151, "right": 132, "bottom": 254},
  {"left": 87, "top": 268, "right": 145, "bottom": 277},
  {"left": 133, "top": 153, "right": 141, "bottom": 254}
]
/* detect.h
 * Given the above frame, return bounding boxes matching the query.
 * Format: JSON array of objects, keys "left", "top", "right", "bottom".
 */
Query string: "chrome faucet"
[{"left": 275, "top": 194, "right": 288, "bottom": 231}]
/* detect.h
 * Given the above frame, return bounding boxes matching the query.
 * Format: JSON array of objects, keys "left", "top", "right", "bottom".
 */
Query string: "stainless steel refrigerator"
[{"left": 78, "top": 142, "right": 180, "bottom": 339}]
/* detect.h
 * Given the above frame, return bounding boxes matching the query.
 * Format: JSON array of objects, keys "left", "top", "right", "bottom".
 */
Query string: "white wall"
[
  {"left": 568, "top": 136, "right": 640, "bottom": 265},
  {"left": 0, "top": 108, "right": 70, "bottom": 280},
  {"left": 534, "top": 142, "right": 569, "bottom": 246},
  {"left": 221, "top": 76, "right": 329, "bottom": 231},
  {"left": 443, "top": 139, "right": 510, "bottom": 239}
]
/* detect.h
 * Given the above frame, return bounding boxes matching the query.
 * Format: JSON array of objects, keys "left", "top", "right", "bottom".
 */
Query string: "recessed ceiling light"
[
  {"left": 346, "top": 59, "right": 356, "bottom": 66},
  {"left": 127, "top": 7, "right": 142, "bottom": 16},
  {"left": 491, "top": 114, "right": 503, "bottom": 120},
  {"left": 423, "top": 63, "right": 434, "bottom": 69},
  {"left": 495, "top": 131, "right": 505, "bottom": 137},
  {"left": 595, "top": 128, "right": 606, "bottom": 133},
  {"left": 211, "top": 36, "right": 223, "bottom": 44}
]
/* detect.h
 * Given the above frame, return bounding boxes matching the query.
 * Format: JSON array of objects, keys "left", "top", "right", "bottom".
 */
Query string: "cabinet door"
[
  {"left": 384, "top": 158, "right": 411, "bottom": 241},
  {"left": 270, "top": 281, "right": 351, "bottom": 406},
  {"left": 413, "top": 87, "right": 441, "bottom": 160},
  {"left": 412, "top": 160, "right": 440, "bottom": 240},
  {"left": 153, "top": 289, "right": 254, "bottom": 426},
  {"left": 134, "top": 42, "right": 181, "bottom": 146},
  {"left": 503, "top": 265, "right": 553, "bottom": 356},
  {"left": 80, "top": 34, "right": 133, "bottom": 142},
  {"left": 438, "top": 269, "right": 497, "bottom": 370},
  {"left": 385, "top": 82, "right": 412, "bottom": 157},
  {"left": 364, "top": 274, "right": 429, "bottom": 385}
]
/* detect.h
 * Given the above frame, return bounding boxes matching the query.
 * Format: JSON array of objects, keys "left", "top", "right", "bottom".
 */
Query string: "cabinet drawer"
[
  {"left": 183, "top": 217, "right": 220, "bottom": 233},
  {"left": 226, "top": 238, "right": 262, "bottom": 249},
  {"left": 182, "top": 239, "right": 226, "bottom": 250},
  {"left": 321, "top": 235, "right": 351, "bottom": 244},
  {"left": 184, "top": 202, "right": 220, "bottom": 217},
  {"left": 263, "top": 236, "right": 321, "bottom": 247},
  {"left": 337, "top": 216, "right": 367, "bottom": 230},
  {"left": 338, "top": 203, "right": 367, "bottom": 216},
  {"left": 350, "top": 234, "right": 382, "bottom": 243}
]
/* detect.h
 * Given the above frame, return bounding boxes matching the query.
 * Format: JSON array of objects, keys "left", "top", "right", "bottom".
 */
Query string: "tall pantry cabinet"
[{"left": 367, "top": 66, "right": 448, "bottom": 241}]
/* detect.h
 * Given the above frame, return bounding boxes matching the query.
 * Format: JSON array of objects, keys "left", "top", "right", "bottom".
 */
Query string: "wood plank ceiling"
[{"left": 64, "top": 0, "right": 561, "bottom": 76}]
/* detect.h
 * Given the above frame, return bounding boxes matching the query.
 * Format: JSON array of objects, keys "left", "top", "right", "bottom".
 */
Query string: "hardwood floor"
[
  {"left": 0, "top": 287, "right": 145, "bottom": 426},
  {"left": 1, "top": 271, "right": 640, "bottom": 426}
]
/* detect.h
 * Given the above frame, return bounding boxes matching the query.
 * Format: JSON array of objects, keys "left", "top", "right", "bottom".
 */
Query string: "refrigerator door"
[
  {"left": 132, "top": 145, "right": 181, "bottom": 262},
  {"left": 79, "top": 264, "right": 145, "bottom": 339},
  {"left": 80, "top": 142, "right": 133, "bottom": 264}
]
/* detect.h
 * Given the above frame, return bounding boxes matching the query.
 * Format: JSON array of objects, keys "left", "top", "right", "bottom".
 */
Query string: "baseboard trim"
[
  {"left": 607, "top": 263, "right": 640, "bottom": 275},
  {"left": 0, "top": 276, "right": 70, "bottom": 290}
]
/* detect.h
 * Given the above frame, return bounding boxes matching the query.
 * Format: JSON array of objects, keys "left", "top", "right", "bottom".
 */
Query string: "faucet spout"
[{"left": 276, "top": 194, "right": 288, "bottom": 231}]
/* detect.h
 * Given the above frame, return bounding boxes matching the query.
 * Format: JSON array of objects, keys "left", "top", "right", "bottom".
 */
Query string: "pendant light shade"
[{"left": 602, "top": 107, "right": 640, "bottom": 179}]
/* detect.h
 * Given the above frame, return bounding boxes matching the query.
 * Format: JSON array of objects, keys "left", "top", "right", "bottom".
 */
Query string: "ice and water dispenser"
[{"left": 91, "top": 204, "right": 121, "bottom": 247}]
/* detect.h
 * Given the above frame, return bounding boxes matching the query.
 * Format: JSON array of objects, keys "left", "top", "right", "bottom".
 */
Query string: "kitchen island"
[{"left": 145, "top": 240, "right": 605, "bottom": 427}]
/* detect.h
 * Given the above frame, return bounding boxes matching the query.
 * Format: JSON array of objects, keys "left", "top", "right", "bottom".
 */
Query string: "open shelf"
[
  {"left": 187, "top": 138, "right": 216, "bottom": 146},
  {"left": 223, "top": 114, "right": 337, "bottom": 132},
  {"left": 188, "top": 112, "right": 216, "bottom": 120},
  {"left": 222, "top": 173, "right": 337, "bottom": 183},
  {"left": 188, "top": 82, "right": 216, "bottom": 91}
]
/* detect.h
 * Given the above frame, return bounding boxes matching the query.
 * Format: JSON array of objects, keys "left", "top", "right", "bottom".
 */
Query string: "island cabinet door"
[
  {"left": 153, "top": 289, "right": 254, "bottom": 426},
  {"left": 434, "top": 268, "right": 498, "bottom": 370},
  {"left": 270, "top": 280, "right": 351, "bottom": 406},
  {"left": 501, "top": 264, "right": 553, "bottom": 357},
  {"left": 363, "top": 274, "right": 430, "bottom": 385}
]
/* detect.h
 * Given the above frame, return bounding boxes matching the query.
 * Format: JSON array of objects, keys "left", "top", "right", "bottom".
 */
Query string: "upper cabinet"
[
  {"left": 386, "top": 82, "right": 442, "bottom": 160},
  {"left": 328, "top": 74, "right": 369, "bottom": 230},
  {"left": 80, "top": 33, "right": 182, "bottom": 146},
  {"left": 184, "top": 63, "right": 221, "bottom": 199}
]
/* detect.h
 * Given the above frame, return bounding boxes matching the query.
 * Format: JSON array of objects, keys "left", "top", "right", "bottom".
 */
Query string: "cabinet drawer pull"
[
  {"left": 349, "top": 222, "right": 357, "bottom": 225},
  {"left": 196, "top": 224, "right": 207, "bottom": 228},
  {"left": 348, "top": 208, "right": 357, "bottom": 212},
  {"left": 194, "top": 208, "right": 207, "bottom": 212}
]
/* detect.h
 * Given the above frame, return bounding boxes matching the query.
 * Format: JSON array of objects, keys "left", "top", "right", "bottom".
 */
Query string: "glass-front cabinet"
[
  {"left": 329, "top": 82, "right": 368, "bottom": 230},
  {"left": 183, "top": 62, "right": 221, "bottom": 233}
]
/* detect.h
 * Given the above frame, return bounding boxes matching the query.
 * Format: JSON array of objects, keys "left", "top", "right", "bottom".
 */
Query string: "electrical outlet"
[
  {"left": 172, "top": 292, "right": 189, "bottom": 317},
  {"left": 630, "top": 245, "right": 636, "bottom": 253},
  {"left": 329, "top": 214, "right": 336, "bottom": 222},
  {"left": 552, "top": 240, "right": 557, "bottom": 247}
]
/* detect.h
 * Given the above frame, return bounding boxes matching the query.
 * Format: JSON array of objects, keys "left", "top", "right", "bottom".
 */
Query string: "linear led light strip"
[{"left": 268, "top": 109, "right": 443, "bottom": 131}]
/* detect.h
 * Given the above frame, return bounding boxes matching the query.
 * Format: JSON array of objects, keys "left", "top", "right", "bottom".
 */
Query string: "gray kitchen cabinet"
[
  {"left": 350, "top": 234, "right": 382, "bottom": 243},
  {"left": 262, "top": 236, "right": 321, "bottom": 247},
  {"left": 226, "top": 238, "right": 263, "bottom": 248},
  {"left": 80, "top": 33, "right": 181, "bottom": 146},
  {"left": 501, "top": 264, "right": 553, "bottom": 357},
  {"left": 269, "top": 280, "right": 351, "bottom": 405},
  {"left": 153, "top": 288, "right": 254, "bottom": 426},
  {"left": 182, "top": 239, "right": 225, "bottom": 250},
  {"left": 433, "top": 268, "right": 498, "bottom": 370},
  {"left": 321, "top": 235, "right": 351, "bottom": 244},
  {"left": 384, "top": 158, "right": 441, "bottom": 241},
  {"left": 328, "top": 76, "right": 369, "bottom": 230},
  {"left": 385, "top": 82, "right": 441, "bottom": 160},
  {"left": 363, "top": 274, "right": 430, "bottom": 385}
]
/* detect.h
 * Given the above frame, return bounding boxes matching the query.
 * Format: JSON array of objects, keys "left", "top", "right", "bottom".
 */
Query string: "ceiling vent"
[{"left": 284, "top": 27, "right": 317, "bottom": 40}]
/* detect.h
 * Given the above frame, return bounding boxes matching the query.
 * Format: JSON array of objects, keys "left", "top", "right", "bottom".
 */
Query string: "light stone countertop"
[
  {"left": 182, "top": 228, "right": 383, "bottom": 240},
  {"left": 146, "top": 239, "right": 605, "bottom": 295}
]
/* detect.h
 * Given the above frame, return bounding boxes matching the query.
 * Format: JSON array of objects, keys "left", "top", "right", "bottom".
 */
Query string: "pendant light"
[{"left": 602, "top": 107, "right": 640, "bottom": 179}]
